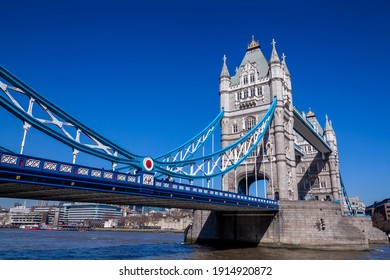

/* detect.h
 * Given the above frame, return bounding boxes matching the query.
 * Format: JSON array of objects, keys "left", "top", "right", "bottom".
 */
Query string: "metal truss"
[
  {"left": 0, "top": 66, "right": 144, "bottom": 168},
  {"left": 155, "top": 109, "right": 224, "bottom": 162},
  {"left": 153, "top": 97, "right": 277, "bottom": 180},
  {"left": 0, "top": 66, "right": 275, "bottom": 180}
]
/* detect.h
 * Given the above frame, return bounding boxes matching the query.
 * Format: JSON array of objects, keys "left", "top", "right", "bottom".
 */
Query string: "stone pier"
[{"left": 185, "top": 201, "right": 388, "bottom": 250}]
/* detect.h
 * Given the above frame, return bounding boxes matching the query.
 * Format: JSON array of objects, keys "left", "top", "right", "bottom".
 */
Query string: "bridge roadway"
[{"left": 0, "top": 152, "right": 278, "bottom": 213}]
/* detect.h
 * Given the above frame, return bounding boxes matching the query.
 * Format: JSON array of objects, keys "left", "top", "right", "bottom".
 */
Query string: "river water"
[{"left": 0, "top": 229, "right": 389, "bottom": 260}]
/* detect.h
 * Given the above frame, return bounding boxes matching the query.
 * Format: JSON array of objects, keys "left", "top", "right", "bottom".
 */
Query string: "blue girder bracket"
[
  {"left": 153, "top": 97, "right": 277, "bottom": 180},
  {"left": 0, "top": 65, "right": 145, "bottom": 168}
]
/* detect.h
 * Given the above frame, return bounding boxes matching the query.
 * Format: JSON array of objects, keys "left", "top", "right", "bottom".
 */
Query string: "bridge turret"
[
  {"left": 281, "top": 53, "right": 291, "bottom": 90},
  {"left": 269, "top": 39, "right": 292, "bottom": 200},
  {"left": 281, "top": 52, "right": 297, "bottom": 200},
  {"left": 218, "top": 36, "right": 298, "bottom": 200},
  {"left": 324, "top": 115, "right": 337, "bottom": 150},
  {"left": 219, "top": 55, "right": 231, "bottom": 111},
  {"left": 324, "top": 115, "right": 340, "bottom": 201},
  {"left": 269, "top": 39, "right": 282, "bottom": 87}
]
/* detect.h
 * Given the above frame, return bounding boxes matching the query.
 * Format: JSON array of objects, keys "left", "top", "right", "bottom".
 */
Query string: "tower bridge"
[{"left": 0, "top": 36, "right": 387, "bottom": 249}]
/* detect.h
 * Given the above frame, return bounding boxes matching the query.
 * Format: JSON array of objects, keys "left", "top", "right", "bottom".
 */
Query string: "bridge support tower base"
[{"left": 185, "top": 201, "right": 388, "bottom": 250}]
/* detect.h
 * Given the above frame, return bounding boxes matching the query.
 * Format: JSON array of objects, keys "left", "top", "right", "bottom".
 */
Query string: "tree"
[
  {"left": 149, "top": 212, "right": 163, "bottom": 227},
  {"left": 0, "top": 213, "right": 10, "bottom": 226},
  {"left": 167, "top": 209, "right": 192, "bottom": 221}
]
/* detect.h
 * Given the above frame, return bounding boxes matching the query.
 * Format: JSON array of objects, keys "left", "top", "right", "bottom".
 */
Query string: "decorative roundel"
[{"left": 143, "top": 157, "right": 154, "bottom": 171}]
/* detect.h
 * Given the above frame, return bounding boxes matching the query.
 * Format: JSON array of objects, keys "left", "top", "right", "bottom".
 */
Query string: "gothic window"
[
  {"left": 301, "top": 165, "right": 306, "bottom": 173},
  {"left": 320, "top": 179, "right": 327, "bottom": 189},
  {"left": 232, "top": 123, "right": 238, "bottom": 133},
  {"left": 307, "top": 145, "right": 315, "bottom": 154},
  {"left": 244, "top": 116, "right": 256, "bottom": 131},
  {"left": 250, "top": 73, "right": 255, "bottom": 83},
  {"left": 250, "top": 88, "right": 255, "bottom": 97},
  {"left": 243, "top": 75, "right": 248, "bottom": 85},
  {"left": 244, "top": 89, "right": 248, "bottom": 99},
  {"left": 235, "top": 92, "right": 239, "bottom": 101},
  {"left": 258, "top": 86, "right": 263, "bottom": 96}
]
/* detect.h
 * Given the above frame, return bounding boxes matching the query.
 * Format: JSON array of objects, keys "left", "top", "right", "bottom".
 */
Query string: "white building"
[{"left": 60, "top": 203, "right": 123, "bottom": 226}]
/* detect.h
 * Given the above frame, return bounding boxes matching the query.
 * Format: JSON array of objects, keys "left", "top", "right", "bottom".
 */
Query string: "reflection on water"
[{"left": 0, "top": 229, "right": 389, "bottom": 260}]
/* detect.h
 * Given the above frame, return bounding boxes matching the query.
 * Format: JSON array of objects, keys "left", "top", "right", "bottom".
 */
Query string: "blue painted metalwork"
[
  {"left": 0, "top": 152, "right": 278, "bottom": 210},
  {"left": 0, "top": 66, "right": 277, "bottom": 180},
  {"left": 0, "top": 66, "right": 145, "bottom": 167},
  {"left": 0, "top": 146, "right": 14, "bottom": 153},
  {"left": 153, "top": 98, "right": 277, "bottom": 180},
  {"left": 155, "top": 109, "right": 224, "bottom": 162},
  {"left": 340, "top": 175, "right": 354, "bottom": 215}
]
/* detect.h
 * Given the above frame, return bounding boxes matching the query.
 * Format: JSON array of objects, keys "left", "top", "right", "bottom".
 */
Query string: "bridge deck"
[{"left": 0, "top": 152, "right": 278, "bottom": 213}]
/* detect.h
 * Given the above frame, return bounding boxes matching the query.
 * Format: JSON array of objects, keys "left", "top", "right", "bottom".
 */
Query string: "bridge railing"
[{"left": 0, "top": 152, "right": 278, "bottom": 210}]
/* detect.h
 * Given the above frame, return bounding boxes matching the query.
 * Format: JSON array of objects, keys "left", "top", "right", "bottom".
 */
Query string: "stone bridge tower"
[
  {"left": 185, "top": 37, "right": 387, "bottom": 249},
  {"left": 219, "top": 36, "right": 341, "bottom": 202},
  {"left": 219, "top": 36, "right": 297, "bottom": 200}
]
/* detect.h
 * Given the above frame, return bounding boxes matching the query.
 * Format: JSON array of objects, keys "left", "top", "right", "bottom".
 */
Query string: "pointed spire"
[
  {"left": 220, "top": 54, "right": 230, "bottom": 79},
  {"left": 325, "top": 114, "right": 334, "bottom": 132},
  {"left": 307, "top": 107, "right": 315, "bottom": 118},
  {"left": 324, "top": 114, "right": 337, "bottom": 146},
  {"left": 281, "top": 53, "right": 290, "bottom": 76},
  {"left": 247, "top": 35, "right": 260, "bottom": 51},
  {"left": 270, "top": 38, "right": 280, "bottom": 64}
]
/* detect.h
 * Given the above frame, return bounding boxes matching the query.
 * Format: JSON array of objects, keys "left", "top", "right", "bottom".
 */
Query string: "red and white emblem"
[{"left": 143, "top": 157, "right": 154, "bottom": 171}]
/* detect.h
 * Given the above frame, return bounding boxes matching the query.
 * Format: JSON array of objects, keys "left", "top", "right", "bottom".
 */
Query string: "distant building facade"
[
  {"left": 5, "top": 203, "right": 123, "bottom": 227},
  {"left": 366, "top": 198, "right": 390, "bottom": 220},
  {"left": 8, "top": 205, "right": 60, "bottom": 226},
  {"left": 347, "top": 195, "right": 366, "bottom": 215},
  {"left": 366, "top": 198, "right": 390, "bottom": 234},
  {"left": 59, "top": 203, "right": 123, "bottom": 226}
]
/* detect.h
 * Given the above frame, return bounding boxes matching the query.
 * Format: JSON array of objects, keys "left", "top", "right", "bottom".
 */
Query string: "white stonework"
[{"left": 219, "top": 36, "right": 341, "bottom": 202}]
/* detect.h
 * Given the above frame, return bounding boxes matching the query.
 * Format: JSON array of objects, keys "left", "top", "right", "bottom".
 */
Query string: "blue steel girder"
[
  {"left": 153, "top": 98, "right": 277, "bottom": 180},
  {"left": 155, "top": 109, "right": 224, "bottom": 163},
  {"left": 0, "top": 66, "right": 146, "bottom": 169},
  {"left": 1, "top": 65, "right": 275, "bottom": 180},
  {"left": 340, "top": 175, "right": 353, "bottom": 215},
  {"left": 0, "top": 152, "right": 279, "bottom": 211}
]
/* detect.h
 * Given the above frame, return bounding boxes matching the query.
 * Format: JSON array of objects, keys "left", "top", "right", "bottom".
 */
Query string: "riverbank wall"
[{"left": 185, "top": 201, "right": 388, "bottom": 250}]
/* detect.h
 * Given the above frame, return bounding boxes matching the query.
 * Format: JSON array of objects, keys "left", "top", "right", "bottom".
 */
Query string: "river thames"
[{"left": 0, "top": 229, "right": 389, "bottom": 260}]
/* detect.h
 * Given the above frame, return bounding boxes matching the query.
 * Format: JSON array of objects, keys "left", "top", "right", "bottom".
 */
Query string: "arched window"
[
  {"left": 232, "top": 123, "right": 238, "bottom": 133},
  {"left": 258, "top": 86, "right": 263, "bottom": 96},
  {"left": 244, "top": 116, "right": 256, "bottom": 131},
  {"left": 250, "top": 73, "right": 255, "bottom": 83},
  {"left": 250, "top": 88, "right": 255, "bottom": 97}
]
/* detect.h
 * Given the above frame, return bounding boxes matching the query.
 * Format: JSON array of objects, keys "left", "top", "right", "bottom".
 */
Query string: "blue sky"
[{"left": 0, "top": 0, "right": 389, "bottom": 208}]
